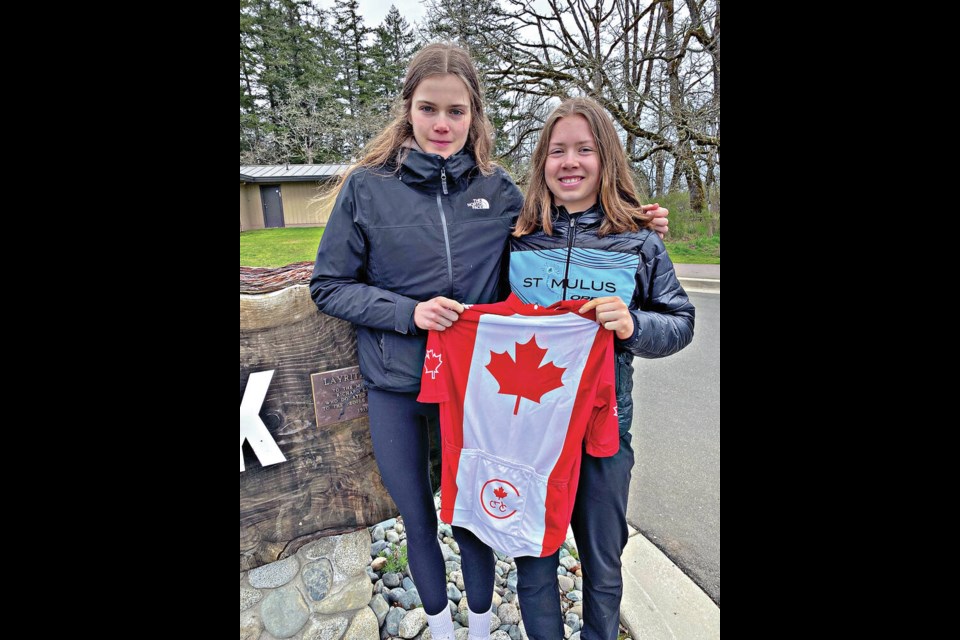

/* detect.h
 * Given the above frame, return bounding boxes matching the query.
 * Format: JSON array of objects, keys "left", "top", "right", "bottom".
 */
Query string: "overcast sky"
[{"left": 314, "top": 0, "right": 428, "bottom": 28}]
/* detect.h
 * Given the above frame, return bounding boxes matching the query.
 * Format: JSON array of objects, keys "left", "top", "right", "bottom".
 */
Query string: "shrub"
[{"left": 379, "top": 546, "right": 408, "bottom": 574}]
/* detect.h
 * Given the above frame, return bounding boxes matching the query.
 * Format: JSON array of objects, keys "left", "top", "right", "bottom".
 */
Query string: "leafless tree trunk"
[
  {"left": 476, "top": 0, "right": 718, "bottom": 211},
  {"left": 664, "top": 1, "right": 705, "bottom": 210}
]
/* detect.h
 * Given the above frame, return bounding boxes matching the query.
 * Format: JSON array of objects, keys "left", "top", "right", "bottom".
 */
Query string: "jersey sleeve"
[
  {"left": 585, "top": 334, "right": 619, "bottom": 457},
  {"left": 417, "top": 330, "right": 449, "bottom": 404}
]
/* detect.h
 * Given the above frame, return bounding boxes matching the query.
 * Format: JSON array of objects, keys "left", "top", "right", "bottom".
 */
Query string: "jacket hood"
[{"left": 399, "top": 147, "right": 477, "bottom": 191}]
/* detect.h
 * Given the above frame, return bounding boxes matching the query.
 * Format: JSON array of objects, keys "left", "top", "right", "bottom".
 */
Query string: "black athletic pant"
[
  {"left": 515, "top": 429, "right": 635, "bottom": 640},
  {"left": 367, "top": 388, "right": 496, "bottom": 615}
]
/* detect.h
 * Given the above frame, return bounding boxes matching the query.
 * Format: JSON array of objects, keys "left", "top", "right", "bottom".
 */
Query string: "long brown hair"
[
  {"left": 317, "top": 43, "right": 494, "bottom": 207},
  {"left": 513, "top": 97, "right": 651, "bottom": 237}
]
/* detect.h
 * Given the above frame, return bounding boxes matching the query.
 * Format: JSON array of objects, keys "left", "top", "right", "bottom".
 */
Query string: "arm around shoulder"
[{"left": 620, "top": 233, "right": 695, "bottom": 358}]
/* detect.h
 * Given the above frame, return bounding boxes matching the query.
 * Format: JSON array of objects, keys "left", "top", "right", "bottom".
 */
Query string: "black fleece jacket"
[{"left": 311, "top": 148, "right": 523, "bottom": 392}]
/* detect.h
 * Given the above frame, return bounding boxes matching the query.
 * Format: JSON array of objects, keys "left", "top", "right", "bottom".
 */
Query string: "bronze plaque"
[{"left": 311, "top": 366, "right": 368, "bottom": 428}]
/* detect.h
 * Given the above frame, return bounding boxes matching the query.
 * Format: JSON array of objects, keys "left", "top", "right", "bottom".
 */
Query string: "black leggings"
[{"left": 367, "top": 387, "right": 496, "bottom": 615}]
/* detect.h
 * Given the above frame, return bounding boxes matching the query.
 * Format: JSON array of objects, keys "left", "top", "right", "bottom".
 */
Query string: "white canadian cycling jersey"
[{"left": 418, "top": 294, "right": 618, "bottom": 557}]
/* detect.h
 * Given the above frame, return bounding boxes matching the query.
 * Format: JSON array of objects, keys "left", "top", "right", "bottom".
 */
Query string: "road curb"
[
  {"left": 620, "top": 531, "right": 720, "bottom": 639},
  {"left": 679, "top": 277, "right": 720, "bottom": 294}
]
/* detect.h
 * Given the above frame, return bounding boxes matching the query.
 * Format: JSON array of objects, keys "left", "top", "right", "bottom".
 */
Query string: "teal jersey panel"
[{"left": 510, "top": 248, "right": 640, "bottom": 306}]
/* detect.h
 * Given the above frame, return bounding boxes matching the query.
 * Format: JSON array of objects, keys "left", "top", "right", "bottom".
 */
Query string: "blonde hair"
[
  {"left": 317, "top": 43, "right": 494, "bottom": 207},
  {"left": 514, "top": 97, "right": 652, "bottom": 237}
]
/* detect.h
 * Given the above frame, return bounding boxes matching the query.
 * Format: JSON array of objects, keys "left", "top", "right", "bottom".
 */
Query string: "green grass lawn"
[
  {"left": 240, "top": 227, "right": 719, "bottom": 267},
  {"left": 664, "top": 233, "right": 720, "bottom": 264},
  {"left": 240, "top": 228, "right": 324, "bottom": 267}
]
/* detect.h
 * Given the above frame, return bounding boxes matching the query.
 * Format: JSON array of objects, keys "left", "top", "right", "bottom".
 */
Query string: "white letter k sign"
[{"left": 240, "top": 370, "right": 287, "bottom": 472}]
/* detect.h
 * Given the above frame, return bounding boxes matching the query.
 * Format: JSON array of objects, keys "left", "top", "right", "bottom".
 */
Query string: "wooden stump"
[{"left": 240, "top": 271, "right": 396, "bottom": 571}]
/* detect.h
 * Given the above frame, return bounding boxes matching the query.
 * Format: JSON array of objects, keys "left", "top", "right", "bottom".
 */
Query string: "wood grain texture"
[{"left": 240, "top": 284, "right": 396, "bottom": 571}]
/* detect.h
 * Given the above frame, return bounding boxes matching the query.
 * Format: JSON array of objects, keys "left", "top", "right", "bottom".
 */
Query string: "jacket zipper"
[
  {"left": 561, "top": 214, "right": 577, "bottom": 299},
  {"left": 436, "top": 164, "right": 454, "bottom": 291},
  {"left": 614, "top": 351, "right": 622, "bottom": 390}
]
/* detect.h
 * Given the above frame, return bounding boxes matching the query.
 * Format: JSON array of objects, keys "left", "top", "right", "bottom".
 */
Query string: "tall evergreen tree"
[
  {"left": 367, "top": 6, "right": 418, "bottom": 115},
  {"left": 327, "top": 0, "right": 372, "bottom": 158},
  {"left": 240, "top": 0, "right": 329, "bottom": 163},
  {"left": 331, "top": 0, "right": 369, "bottom": 111}
]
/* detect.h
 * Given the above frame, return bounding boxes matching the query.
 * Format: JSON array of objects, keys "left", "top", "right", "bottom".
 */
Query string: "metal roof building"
[{"left": 240, "top": 164, "right": 351, "bottom": 231}]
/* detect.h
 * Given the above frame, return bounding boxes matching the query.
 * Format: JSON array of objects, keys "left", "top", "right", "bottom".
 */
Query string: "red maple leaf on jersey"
[
  {"left": 494, "top": 486, "right": 507, "bottom": 499},
  {"left": 486, "top": 335, "right": 566, "bottom": 415}
]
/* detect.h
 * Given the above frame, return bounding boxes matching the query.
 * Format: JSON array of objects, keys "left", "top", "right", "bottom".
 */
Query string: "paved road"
[{"left": 627, "top": 291, "right": 720, "bottom": 604}]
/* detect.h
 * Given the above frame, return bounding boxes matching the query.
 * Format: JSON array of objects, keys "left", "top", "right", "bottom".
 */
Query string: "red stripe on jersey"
[
  {"left": 420, "top": 318, "right": 479, "bottom": 524},
  {"left": 541, "top": 323, "right": 617, "bottom": 555}
]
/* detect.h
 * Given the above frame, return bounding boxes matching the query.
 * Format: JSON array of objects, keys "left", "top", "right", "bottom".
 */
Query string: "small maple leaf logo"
[
  {"left": 424, "top": 350, "right": 443, "bottom": 379},
  {"left": 486, "top": 335, "right": 566, "bottom": 414},
  {"left": 481, "top": 479, "right": 520, "bottom": 519}
]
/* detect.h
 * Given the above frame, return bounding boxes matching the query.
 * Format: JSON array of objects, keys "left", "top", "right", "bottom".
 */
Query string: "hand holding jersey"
[
  {"left": 415, "top": 296, "right": 465, "bottom": 331},
  {"left": 579, "top": 296, "right": 635, "bottom": 339}
]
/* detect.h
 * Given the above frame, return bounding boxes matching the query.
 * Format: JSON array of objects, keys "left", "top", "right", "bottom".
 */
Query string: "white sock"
[
  {"left": 468, "top": 606, "right": 492, "bottom": 639},
  {"left": 427, "top": 608, "right": 455, "bottom": 640}
]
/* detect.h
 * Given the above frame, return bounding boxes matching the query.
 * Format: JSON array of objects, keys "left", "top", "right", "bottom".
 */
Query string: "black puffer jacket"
[
  {"left": 509, "top": 204, "right": 695, "bottom": 431},
  {"left": 311, "top": 148, "right": 523, "bottom": 392}
]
